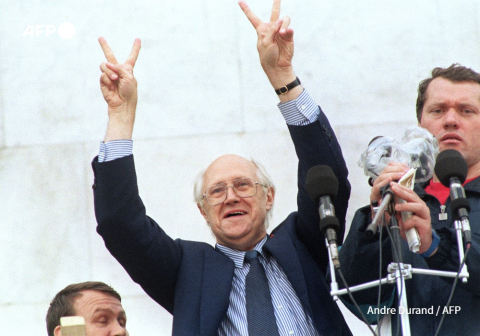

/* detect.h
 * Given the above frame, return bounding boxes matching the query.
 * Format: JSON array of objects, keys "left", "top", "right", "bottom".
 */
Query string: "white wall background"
[{"left": 1, "top": 0, "right": 480, "bottom": 334}]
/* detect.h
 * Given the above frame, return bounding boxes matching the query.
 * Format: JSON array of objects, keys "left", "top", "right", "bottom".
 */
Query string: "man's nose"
[
  {"left": 443, "top": 109, "right": 459, "bottom": 128},
  {"left": 112, "top": 322, "right": 127, "bottom": 336},
  {"left": 224, "top": 185, "right": 240, "bottom": 203}
]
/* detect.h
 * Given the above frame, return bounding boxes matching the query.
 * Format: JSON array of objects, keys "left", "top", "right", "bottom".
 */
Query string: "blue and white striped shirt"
[
  {"left": 216, "top": 236, "right": 319, "bottom": 336},
  {"left": 98, "top": 140, "right": 133, "bottom": 162},
  {"left": 278, "top": 89, "right": 320, "bottom": 126}
]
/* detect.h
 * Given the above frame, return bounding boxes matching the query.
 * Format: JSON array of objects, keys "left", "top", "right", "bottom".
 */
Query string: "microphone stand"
[
  {"left": 454, "top": 219, "right": 469, "bottom": 284},
  {"left": 327, "top": 184, "right": 469, "bottom": 336},
  {"left": 387, "top": 209, "right": 411, "bottom": 336}
]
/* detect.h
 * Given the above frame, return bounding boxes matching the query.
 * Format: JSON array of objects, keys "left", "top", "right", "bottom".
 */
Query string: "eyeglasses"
[{"left": 203, "top": 177, "right": 266, "bottom": 206}]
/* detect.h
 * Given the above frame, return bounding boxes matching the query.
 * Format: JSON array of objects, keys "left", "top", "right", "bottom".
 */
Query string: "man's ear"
[
  {"left": 54, "top": 325, "right": 62, "bottom": 336},
  {"left": 197, "top": 203, "right": 209, "bottom": 223},
  {"left": 265, "top": 186, "right": 275, "bottom": 211}
]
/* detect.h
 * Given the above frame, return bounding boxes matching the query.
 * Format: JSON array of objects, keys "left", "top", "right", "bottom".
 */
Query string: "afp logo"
[{"left": 23, "top": 22, "right": 76, "bottom": 39}]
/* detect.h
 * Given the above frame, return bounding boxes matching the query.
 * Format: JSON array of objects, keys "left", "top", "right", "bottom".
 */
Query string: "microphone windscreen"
[
  {"left": 305, "top": 165, "right": 338, "bottom": 202},
  {"left": 434, "top": 149, "right": 468, "bottom": 186}
]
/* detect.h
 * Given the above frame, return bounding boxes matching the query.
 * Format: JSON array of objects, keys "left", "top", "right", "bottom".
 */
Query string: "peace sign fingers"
[
  {"left": 125, "top": 38, "right": 142, "bottom": 68},
  {"left": 270, "top": 0, "right": 281, "bottom": 23},
  {"left": 98, "top": 37, "right": 119, "bottom": 64},
  {"left": 238, "top": 0, "right": 262, "bottom": 29}
]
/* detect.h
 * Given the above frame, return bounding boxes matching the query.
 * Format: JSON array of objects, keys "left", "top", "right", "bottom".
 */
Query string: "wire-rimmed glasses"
[{"left": 203, "top": 177, "right": 266, "bottom": 206}]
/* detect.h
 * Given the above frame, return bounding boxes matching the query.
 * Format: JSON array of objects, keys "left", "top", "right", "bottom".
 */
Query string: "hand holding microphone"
[
  {"left": 366, "top": 168, "right": 425, "bottom": 254},
  {"left": 389, "top": 181, "right": 433, "bottom": 255},
  {"left": 360, "top": 126, "right": 439, "bottom": 252}
]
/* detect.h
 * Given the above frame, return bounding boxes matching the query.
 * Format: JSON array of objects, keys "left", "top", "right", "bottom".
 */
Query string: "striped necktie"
[{"left": 245, "top": 250, "right": 280, "bottom": 335}]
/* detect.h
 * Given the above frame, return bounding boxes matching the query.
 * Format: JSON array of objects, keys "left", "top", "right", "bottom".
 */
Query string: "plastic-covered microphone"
[
  {"left": 305, "top": 165, "right": 341, "bottom": 268},
  {"left": 358, "top": 126, "right": 438, "bottom": 184},
  {"left": 434, "top": 149, "right": 471, "bottom": 243}
]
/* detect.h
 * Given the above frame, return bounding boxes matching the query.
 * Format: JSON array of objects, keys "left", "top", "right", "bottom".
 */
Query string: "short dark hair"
[
  {"left": 46, "top": 281, "right": 122, "bottom": 336},
  {"left": 416, "top": 63, "right": 480, "bottom": 122}
]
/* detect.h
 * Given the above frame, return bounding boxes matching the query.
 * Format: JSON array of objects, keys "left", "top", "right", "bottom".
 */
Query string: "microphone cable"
[
  {"left": 383, "top": 211, "right": 405, "bottom": 336},
  {"left": 434, "top": 243, "right": 471, "bottom": 336},
  {"left": 336, "top": 267, "right": 379, "bottom": 336},
  {"left": 336, "top": 199, "right": 408, "bottom": 336},
  {"left": 377, "top": 206, "right": 471, "bottom": 336}
]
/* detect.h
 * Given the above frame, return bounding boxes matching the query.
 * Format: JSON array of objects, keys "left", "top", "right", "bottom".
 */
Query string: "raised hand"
[
  {"left": 239, "top": 0, "right": 296, "bottom": 91},
  {"left": 99, "top": 37, "right": 141, "bottom": 109},
  {"left": 98, "top": 37, "right": 141, "bottom": 141}
]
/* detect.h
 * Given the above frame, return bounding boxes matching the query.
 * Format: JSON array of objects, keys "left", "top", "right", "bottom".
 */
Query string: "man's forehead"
[
  {"left": 204, "top": 154, "right": 258, "bottom": 184},
  {"left": 426, "top": 77, "right": 480, "bottom": 101},
  {"left": 74, "top": 290, "right": 123, "bottom": 313},
  {"left": 91, "top": 306, "right": 127, "bottom": 318}
]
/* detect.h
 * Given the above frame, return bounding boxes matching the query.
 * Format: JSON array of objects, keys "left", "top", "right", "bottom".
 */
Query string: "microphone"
[
  {"left": 364, "top": 165, "right": 421, "bottom": 253},
  {"left": 434, "top": 149, "right": 471, "bottom": 243},
  {"left": 358, "top": 126, "right": 438, "bottom": 184},
  {"left": 397, "top": 168, "right": 421, "bottom": 252},
  {"left": 305, "top": 165, "right": 341, "bottom": 268},
  {"left": 359, "top": 136, "right": 395, "bottom": 186},
  {"left": 359, "top": 127, "right": 439, "bottom": 252}
]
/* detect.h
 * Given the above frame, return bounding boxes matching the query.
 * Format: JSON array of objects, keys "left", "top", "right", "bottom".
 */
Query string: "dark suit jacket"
[{"left": 92, "top": 111, "right": 352, "bottom": 335}]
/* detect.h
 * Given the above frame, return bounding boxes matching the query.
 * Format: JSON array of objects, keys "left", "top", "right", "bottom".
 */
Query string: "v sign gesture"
[
  {"left": 239, "top": 0, "right": 300, "bottom": 102},
  {"left": 98, "top": 37, "right": 141, "bottom": 142}
]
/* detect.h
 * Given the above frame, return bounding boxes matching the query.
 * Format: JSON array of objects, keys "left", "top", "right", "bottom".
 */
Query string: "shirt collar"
[{"left": 216, "top": 235, "right": 268, "bottom": 268}]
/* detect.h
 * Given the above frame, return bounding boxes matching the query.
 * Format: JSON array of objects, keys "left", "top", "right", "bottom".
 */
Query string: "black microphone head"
[
  {"left": 434, "top": 149, "right": 468, "bottom": 186},
  {"left": 305, "top": 165, "right": 338, "bottom": 203}
]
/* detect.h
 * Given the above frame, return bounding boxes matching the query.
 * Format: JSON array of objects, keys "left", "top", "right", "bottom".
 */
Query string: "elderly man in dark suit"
[{"left": 92, "top": 1, "right": 352, "bottom": 335}]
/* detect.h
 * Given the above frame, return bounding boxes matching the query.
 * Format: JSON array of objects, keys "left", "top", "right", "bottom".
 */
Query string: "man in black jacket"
[{"left": 340, "top": 64, "right": 480, "bottom": 335}]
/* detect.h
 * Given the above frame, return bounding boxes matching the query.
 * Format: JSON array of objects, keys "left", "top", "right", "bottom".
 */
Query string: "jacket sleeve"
[
  {"left": 287, "top": 107, "right": 351, "bottom": 272},
  {"left": 92, "top": 154, "right": 181, "bottom": 313}
]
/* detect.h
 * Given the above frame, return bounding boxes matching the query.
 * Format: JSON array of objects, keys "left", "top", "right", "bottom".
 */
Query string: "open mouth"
[{"left": 225, "top": 211, "right": 247, "bottom": 218}]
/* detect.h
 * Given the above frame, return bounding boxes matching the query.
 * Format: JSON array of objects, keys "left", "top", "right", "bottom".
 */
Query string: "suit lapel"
[
  {"left": 199, "top": 248, "right": 235, "bottom": 336},
  {"left": 264, "top": 231, "right": 314, "bottom": 316}
]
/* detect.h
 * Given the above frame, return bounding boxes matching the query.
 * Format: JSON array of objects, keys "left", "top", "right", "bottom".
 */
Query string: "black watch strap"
[{"left": 275, "top": 77, "right": 301, "bottom": 95}]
